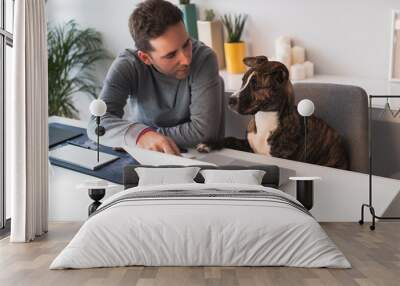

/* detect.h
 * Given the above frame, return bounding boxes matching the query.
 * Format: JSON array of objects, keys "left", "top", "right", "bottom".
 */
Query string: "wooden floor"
[{"left": 0, "top": 222, "right": 399, "bottom": 286}]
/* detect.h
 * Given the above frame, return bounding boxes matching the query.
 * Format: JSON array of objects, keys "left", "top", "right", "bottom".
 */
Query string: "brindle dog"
[{"left": 197, "top": 56, "right": 348, "bottom": 169}]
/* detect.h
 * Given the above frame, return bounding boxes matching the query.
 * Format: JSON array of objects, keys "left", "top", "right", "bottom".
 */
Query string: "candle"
[
  {"left": 395, "top": 19, "right": 400, "bottom": 30},
  {"left": 275, "top": 43, "right": 291, "bottom": 69},
  {"left": 304, "top": 61, "right": 314, "bottom": 78},
  {"left": 290, "top": 64, "right": 306, "bottom": 80},
  {"left": 292, "top": 46, "right": 305, "bottom": 64},
  {"left": 275, "top": 36, "right": 291, "bottom": 53},
  {"left": 276, "top": 52, "right": 291, "bottom": 70},
  {"left": 276, "top": 43, "right": 291, "bottom": 57},
  {"left": 275, "top": 36, "right": 291, "bottom": 48}
]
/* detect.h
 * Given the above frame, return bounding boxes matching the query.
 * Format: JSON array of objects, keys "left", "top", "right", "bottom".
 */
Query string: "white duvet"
[{"left": 50, "top": 183, "right": 351, "bottom": 269}]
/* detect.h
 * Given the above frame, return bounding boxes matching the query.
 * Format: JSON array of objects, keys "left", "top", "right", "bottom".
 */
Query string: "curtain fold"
[{"left": 10, "top": 0, "right": 48, "bottom": 242}]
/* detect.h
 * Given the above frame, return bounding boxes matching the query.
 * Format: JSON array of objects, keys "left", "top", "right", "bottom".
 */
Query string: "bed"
[{"left": 50, "top": 164, "right": 350, "bottom": 269}]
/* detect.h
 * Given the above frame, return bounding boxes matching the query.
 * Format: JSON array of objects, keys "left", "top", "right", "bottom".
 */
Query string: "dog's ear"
[{"left": 243, "top": 56, "right": 268, "bottom": 68}]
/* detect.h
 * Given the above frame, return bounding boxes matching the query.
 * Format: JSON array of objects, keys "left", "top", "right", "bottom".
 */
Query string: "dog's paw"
[{"left": 196, "top": 143, "right": 211, "bottom": 153}]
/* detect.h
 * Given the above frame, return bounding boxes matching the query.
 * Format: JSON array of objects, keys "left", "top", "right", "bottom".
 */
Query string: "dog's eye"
[
  {"left": 275, "top": 71, "right": 286, "bottom": 84},
  {"left": 251, "top": 77, "right": 262, "bottom": 89}
]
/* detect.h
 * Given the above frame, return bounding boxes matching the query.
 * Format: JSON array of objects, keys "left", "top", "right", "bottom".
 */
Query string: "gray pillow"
[
  {"left": 135, "top": 167, "right": 201, "bottom": 186},
  {"left": 200, "top": 169, "right": 266, "bottom": 185}
]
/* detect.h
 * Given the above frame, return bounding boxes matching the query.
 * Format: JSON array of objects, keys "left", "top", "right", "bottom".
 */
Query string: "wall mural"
[{"left": 46, "top": 1, "right": 400, "bottom": 177}]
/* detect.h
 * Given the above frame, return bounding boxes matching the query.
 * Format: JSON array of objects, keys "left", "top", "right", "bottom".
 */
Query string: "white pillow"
[
  {"left": 200, "top": 169, "right": 266, "bottom": 185},
  {"left": 135, "top": 167, "right": 200, "bottom": 186}
]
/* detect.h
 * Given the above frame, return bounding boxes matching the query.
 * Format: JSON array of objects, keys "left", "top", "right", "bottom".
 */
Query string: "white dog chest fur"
[{"left": 247, "top": 111, "right": 279, "bottom": 155}]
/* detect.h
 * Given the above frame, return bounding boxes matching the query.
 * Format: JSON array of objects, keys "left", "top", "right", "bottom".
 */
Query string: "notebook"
[
  {"left": 49, "top": 144, "right": 119, "bottom": 171},
  {"left": 49, "top": 125, "right": 83, "bottom": 148}
]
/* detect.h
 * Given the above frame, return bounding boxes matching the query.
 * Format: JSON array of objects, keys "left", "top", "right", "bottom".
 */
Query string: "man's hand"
[{"left": 137, "top": 130, "right": 181, "bottom": 155}]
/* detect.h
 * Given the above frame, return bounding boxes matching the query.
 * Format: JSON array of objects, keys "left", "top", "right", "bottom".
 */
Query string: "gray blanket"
[{"left": 92, "top": 188, "right": 311, "bottom": 217}]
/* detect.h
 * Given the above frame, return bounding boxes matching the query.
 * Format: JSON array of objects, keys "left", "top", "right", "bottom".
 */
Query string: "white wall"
[{"left": 47, "top": 0, "right": 400, "bottom": 79}]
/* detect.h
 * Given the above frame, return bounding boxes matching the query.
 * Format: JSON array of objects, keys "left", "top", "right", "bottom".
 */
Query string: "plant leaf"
[{"left": 48, "top": 20, "right": 112, "bottom": 118}]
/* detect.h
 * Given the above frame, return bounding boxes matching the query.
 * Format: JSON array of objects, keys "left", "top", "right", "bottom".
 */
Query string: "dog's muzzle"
[
  {"left": 236, "top": 71, "right": 255, "bottom": 94},
  {"left": 228, "top": 71, "right": 255, "bottom": 106}
]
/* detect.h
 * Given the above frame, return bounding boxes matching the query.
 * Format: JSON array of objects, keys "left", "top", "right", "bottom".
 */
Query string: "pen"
[{"left": 67, "top": 141, "right": 91, "bottom": 150}]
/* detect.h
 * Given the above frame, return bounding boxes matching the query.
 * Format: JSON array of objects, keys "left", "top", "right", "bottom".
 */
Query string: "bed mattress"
[{"left": 50, "top": 183, "right": 350, "bottom": 269}]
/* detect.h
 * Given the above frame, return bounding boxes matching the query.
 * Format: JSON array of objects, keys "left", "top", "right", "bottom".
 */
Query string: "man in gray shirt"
[{"left": 88, "top": 0, "right": 224, "bottom": 155}]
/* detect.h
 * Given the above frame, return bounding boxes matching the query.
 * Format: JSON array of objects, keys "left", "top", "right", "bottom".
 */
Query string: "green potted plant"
[
  {"left": 197, "top": 9, "right": 225, "bottom": 69},
  {"left": 221, "top": 13, "right": 248, "bottom": 73},
  {"left": 179, "top": 0, "right": 198, "bottom": 39},
  {"left": 47, "top": 20, "right": 111, "bottom": 118}
]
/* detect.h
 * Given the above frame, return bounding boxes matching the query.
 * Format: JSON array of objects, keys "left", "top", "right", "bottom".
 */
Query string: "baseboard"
[{"left": 0, "top": 218, "right": 11, "bottom": 239}]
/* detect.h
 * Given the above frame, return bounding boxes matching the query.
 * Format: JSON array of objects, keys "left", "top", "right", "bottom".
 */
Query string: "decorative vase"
[
  {"left": 179, "top": 4, "right": 198, "bottom": 40},
  {"left": 197, "top": 20, "right": 225, "bottom": 69},
  {"left": 224, "top": 42, "right": 246, "bottom": 74}
]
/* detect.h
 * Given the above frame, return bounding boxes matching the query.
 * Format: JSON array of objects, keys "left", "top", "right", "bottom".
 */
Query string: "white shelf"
[
  {"left": 220, "top": 70, "right": 400, "bottom": 109},
  {"left": 289, "top": 177, "right": 322, "bottom": 181}
]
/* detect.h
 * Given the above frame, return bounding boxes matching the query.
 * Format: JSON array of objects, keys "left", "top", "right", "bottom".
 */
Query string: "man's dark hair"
[{"left": 129, "top": 0, "right": 183, "bottom": 52}]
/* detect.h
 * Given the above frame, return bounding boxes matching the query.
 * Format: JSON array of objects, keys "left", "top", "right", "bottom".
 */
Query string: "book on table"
[{"left": 49, "top": 144, "right": 119, "bottom": 171}]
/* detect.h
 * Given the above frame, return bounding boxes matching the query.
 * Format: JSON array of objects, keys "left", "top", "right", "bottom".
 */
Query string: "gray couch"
[{"left": 224, "top": 83, "right": 369, "bottom": 173}]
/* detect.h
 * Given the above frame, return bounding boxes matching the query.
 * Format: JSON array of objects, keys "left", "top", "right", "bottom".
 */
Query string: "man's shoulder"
[
  {"left": 114, "top": 49, "right": 143, "bottom": 67},
  {"left": 191, "top": 40, "right": 218, "bottom": 78},
  {"left": 192, "top": 39, "right": 215, "bottom": 62},
  {"left": 107, "top": 49, "right": 147, "bottom": 78}
]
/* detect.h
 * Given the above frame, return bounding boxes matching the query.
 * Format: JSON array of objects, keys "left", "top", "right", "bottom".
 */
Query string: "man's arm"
[
  {"left": 87, "top": 56, "right": 149, "bottom": 148},
  {"left": 157, "top": 51, "right": 225, "bottom": 147},
  {"left": 87, "top": 55, "right": 180, "bottom": 155}
]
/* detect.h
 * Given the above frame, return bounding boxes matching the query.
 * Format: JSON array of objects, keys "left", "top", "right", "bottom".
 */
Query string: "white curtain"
[{"left": 9, "top": 0, "right": 48, "bottom": 242}]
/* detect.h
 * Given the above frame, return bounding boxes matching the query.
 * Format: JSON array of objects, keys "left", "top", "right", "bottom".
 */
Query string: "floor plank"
[{"left": 0, "top": 222, "right": 399, "bottom": 286}]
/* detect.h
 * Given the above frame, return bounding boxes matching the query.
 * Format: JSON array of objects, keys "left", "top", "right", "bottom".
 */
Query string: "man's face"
[{"left": 139, "top": 21, "right": 192, "bottom": 80}]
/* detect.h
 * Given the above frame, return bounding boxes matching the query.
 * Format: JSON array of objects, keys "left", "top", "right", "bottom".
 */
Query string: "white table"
[
  {"left": 123, "top": 146, "right": 400, "bottom": 223},
  {"left": 49, "top": 116, "right": 400, "bottom": 222}
]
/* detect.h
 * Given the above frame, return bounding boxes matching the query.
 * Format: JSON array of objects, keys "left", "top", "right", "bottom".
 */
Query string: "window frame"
[{"left": 0, "top": 0, "right": 13, "bottom": 231}]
